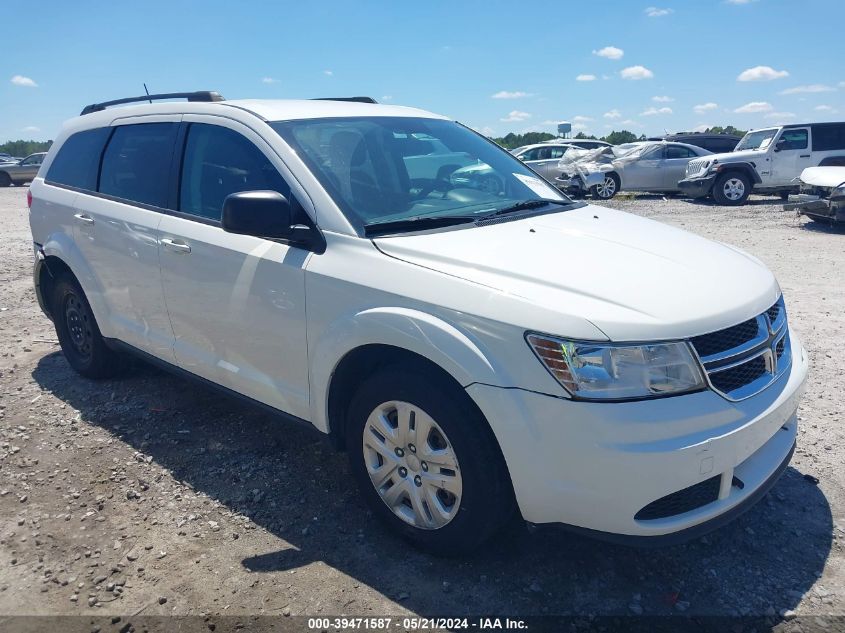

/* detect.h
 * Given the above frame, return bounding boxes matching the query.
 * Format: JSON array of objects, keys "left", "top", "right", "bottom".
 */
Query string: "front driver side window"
[
  {"left": 179, "top": 123, "right": 292, "bottom": 221},
  {"left": 778, "top": 129, "right": 808, "bottom": 151}
]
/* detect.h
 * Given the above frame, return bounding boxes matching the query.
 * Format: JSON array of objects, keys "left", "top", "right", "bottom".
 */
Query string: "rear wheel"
[
  {"left": 0, "top": 172, "right": 11, "bottom": 187},
  {"left": 591, "top": 173, "right": 620, "bottom": 200},
  {"left": 50, "top": 274, "right": 121, "bottom": 378},
  {"left": 712, "top": 172, "right": 750, "bottom": 205},
  {"left": 347, "top": 364, "right": 514, "bottom": 555}
]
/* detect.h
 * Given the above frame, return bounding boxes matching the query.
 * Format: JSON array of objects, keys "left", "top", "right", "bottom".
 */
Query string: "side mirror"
[
  {"left": 774, "top": 139, "right": 787, "bottom": 152},
  {"left": 222, "top": 190, "right": 293, "bottom": 239}
]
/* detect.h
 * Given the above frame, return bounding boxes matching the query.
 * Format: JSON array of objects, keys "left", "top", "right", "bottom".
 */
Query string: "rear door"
[
  {"left": 662, "top": 144, "right": 700, "bottom": 190},
  {"left": 621, "top": 145, "right": 665, "bottom": 190},
  {"left": 157, "top": 117, "right": 312, "bottom": 419},
  {"left": 527, "top": 145, "right": 569, "bottom": 180},
  {"left": 73, "top": 118, "right": 177, "bottom": 359},
  {"left": 770, "top": 127, "right": 812, "bottom": 186}
]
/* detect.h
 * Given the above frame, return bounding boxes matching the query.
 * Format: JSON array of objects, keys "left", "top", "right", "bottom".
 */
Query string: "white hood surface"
[
  {"left": 374, "top": 205, "right": 780, "bottom": 341},
  {"left": 800, "top": 166, "right": 845, "bottom": 188}
]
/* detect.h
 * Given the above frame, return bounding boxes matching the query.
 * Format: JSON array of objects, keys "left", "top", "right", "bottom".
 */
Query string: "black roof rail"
[
  {"left": 80, "top": 91, "right": 225, "bottom": 116},
  {"left": 312, "top": 96, "right": 378, "bottom": 104}
]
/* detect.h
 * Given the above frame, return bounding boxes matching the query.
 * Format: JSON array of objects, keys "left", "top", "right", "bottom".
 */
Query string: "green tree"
[
  {"left": 0, "top": 140, "right": 52, "bottom": 157},
  {"left": 600, "top": 130, "right": 639, "bottom": 145}
]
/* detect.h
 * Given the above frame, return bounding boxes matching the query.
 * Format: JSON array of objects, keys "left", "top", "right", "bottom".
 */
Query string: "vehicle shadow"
[
  {"left": 681, "top": 197, "right": 784, "bottom": 208},
  {"left": 799, "top": 219, "right": 845, "bottom": 234},
  {"left": 32, "top": 352, "right": 833, "bottom": 619}
]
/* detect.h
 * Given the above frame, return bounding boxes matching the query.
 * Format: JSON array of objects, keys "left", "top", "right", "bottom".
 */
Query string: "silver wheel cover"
[
  {"left": 722, "top": 177, "right": 746, "bottom": 201},
  {"left": 362, "top": 400, "right": 462, "bottom": 529},
  {"left": 597, "top": 176, "right": 616, "bottom": 198}
]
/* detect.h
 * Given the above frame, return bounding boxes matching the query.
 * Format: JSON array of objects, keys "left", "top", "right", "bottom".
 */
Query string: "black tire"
[
  {"left": 0, "top": 172, "right": 11, "bottom": 187},
  {"left": 712, "top": 171, "right": 751, "bottom": 206},
  {"left": 346, "top": 363, "right": 515, "bottom": 555},
  {"left": 590, "top": 172, "right": 620, "bottom": 200},
  {"left": 779, "top": 190, "right": 790, "bottom": 201},
  {"left": 50, "top": 273, "right": 121, "bottom": 378}
]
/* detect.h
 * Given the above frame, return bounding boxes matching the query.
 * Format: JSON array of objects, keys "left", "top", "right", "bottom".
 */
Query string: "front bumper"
[
  {"left": 678, "top": 173, "right": 717, "bottom": 198},
  {"left": 784, "top": 193, "right": 845, "bottom": 223},
  {"left": 467, "top": 328, "right": 808, "bottom": 541}
]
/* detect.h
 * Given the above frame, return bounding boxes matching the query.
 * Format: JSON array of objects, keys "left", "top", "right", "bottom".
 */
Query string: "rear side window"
[
  {"left": 46, "top": 128, "right": 110, "bottom": 191},
  {"left": 99, "top": 123, "right": 178, "bottom": 208},
  {"left": 179, "top": 123, "right": 290, "bottom": 221},
  {"left": 812, "top": 124, "right": 845, "bottom": 152},
  {"left": 666, "top": 146, "right": 695, "bottom": 159}
]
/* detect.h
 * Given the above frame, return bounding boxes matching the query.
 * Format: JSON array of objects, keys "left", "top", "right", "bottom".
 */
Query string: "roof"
[{"left": 225, "top": 99, "right": 446, "bottom": 121}]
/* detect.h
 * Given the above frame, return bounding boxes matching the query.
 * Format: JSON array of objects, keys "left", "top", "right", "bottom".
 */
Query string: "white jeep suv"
[
  {"left": 28, "top": 91, "right": 808, "bottom": 553},
  {"left": 679, "top": 122, "right": 845, "bottom": 205}
]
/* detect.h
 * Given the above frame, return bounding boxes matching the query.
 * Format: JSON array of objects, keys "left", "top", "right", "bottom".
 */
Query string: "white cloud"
[
  {"left": 491, "top": 90, "right": 531, "bottom": 99},
  {"left": 693, "top": 102, "right": 719, "bottom": 114},
  {"left": 840, "top": 81, "right": 845, "bottom": 89},
  {"left": 620, "top": 65, "right": 654, "bottom": 80},
  {"left": 604, "top": 109, "right": 622, "bottom": 119},
  {"left": 573, "top": 115, "right": 594, "bottom": 122},
  {"left": 815, "top": 105, "right": 837, "bottom": 113},
  {"left": 572, "top": 123, "right": 590, "bottom": 131},
  {"left": 645, "top": 7, "right": 674, "bottom": 17},
  {"left": 11, "top": 75, "right": 37, "bottom": 87},
  {"left": 576, "top": 74, "right": 597, "bottom": 82},
  {"left": 726, "top": 0, "right": 756, "bottom": 4},
  {"left": 22, "top": 126, "right": 40, "bottom": 133},
  {"left": 641, "top": 106, "right": 673, "bottom": 116},
  {"left": 652, "top": 95, "right": 674, "bottom": 102},
  {"left": 542, "top": 120, "right": 567, "bottom": 125},
  {"left": 737, "top": 66, "right": 789, "bottom": 82},
  {"left": 620, "top": 119, "right": 640, "bottom": 126},
  {"left": 500, "top": 110, "right": 531, "bottom": 122},
  {"left": 323, "top": 70, "right": 333, "bottom": 76},
  {"left": 381, "top": 95, "right": 393, "bottom": 101},
  {"left": 474, "top": 125, "right": 496, "bottom": 137},
  {"left": 764, "top": 111, "right": 796, "bottom": 121},
  {"left": 593, "top": 46, "right": 624, "bottom": 60},
  {"left": 779, "top": 84, "right": 835, "bottom": 95},
  {"left": 261, "top": 77, "right": 279, "bottom": 84},
  {"left": 734, "top": 101, "right": 774, "bottom": 113}
]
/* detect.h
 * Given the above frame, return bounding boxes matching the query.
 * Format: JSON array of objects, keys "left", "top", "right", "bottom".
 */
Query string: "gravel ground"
[{"left": 1, "top": 186, "right": 843, "bottom": 626}]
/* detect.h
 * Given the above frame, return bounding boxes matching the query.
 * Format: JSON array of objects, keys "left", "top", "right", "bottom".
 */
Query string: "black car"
[{"left": 647, "top": 133, "right": 740, "bottom": 154}]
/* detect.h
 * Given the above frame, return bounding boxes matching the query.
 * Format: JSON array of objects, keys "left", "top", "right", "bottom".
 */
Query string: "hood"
[
  {"left": 800, "top": 166, "right": 845, "bottom": 188},
  {"left": 373, "top": 205, "right": 779, "bottom": 341},
  {"left": 707, "top": 148, "right": 763, "bottom": 163}
]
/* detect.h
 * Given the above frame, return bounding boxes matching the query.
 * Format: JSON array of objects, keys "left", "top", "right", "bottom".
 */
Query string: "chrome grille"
[
  {"left": 686, "top": 158, "right": 709, "bottom": 177},
  {"left": 690, "top": 297, "right": 791, "bottom": 401}
]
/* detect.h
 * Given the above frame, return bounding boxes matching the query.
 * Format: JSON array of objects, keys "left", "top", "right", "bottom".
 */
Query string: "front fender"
[
  {"left": 717, "top": 161, "right": 762, "bottom": 185},
  {"left": 309, "top": 307, "right": 513, "bottom": 434},
  {"left": 40, "top": 231, "right": 114, "bottom": 337}
]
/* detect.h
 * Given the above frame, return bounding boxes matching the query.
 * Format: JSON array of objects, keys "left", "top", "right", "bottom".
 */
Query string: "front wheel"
[
  {"left": 591, "top": 173, "right": 620, "bottom": 200},
  {"left": 712, "top": 172, "right": 751, "bottom": 205},
  {"left": 346, "top": 365, "right": 514, "bottom": 555}
]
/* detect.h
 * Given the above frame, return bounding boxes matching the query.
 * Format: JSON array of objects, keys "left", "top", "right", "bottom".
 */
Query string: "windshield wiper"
[
  {"left": 364, "top": 214, "right": 475, "bottom": 236},
  {"left": 480, "top": 198, "right": 574, "bottom": 220}
]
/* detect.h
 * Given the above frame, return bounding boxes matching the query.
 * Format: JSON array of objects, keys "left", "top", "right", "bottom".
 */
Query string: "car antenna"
[{"left": 143, "top": 83, "right": 152, "bottom": 104}]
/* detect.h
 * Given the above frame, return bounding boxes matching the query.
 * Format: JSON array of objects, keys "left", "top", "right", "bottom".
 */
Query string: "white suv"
[
  {"left": 29, "top": 91, "right": 808, "bottom": 553},
  {"left": 680, "top": 122, "right": 845, "bottom": 204}
]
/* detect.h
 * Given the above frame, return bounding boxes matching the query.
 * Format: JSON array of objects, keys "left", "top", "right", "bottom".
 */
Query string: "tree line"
[
  {"left": 0, "top": 140, "right": 53, "bottom": 157},
  {"left": 491, "top": 126, "right": 748, "bottom": 149}
]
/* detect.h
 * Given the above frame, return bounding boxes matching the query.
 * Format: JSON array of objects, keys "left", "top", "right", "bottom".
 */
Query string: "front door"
[
  {"left": 770, "top": 128, "right": 812, "bottom": 187},
  {"left": 158, "top": 117, "right": 312, "bottom": 419}
]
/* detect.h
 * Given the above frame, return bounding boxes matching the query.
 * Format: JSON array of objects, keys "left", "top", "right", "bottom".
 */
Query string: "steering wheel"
[{"left": 409, "top": 177, "right": 453, "bottom": 199}]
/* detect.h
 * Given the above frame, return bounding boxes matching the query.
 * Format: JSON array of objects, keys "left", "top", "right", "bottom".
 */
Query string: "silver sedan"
[{"left": 556, "top": 142, "right": 712, "bottom": 200}]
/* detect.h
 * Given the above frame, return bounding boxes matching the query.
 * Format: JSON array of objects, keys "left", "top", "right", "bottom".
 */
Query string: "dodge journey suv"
[{"left": 28, "top": 91, "right": 808, "bottom": 554}]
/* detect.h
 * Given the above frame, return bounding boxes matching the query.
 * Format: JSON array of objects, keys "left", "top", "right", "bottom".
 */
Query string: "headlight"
[{"left": 526, "top": 334, "right": 706, "bottom": 400}]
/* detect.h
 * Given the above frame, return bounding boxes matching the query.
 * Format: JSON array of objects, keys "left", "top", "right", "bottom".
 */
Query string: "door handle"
[
  {"left": 799, "top": 154, "right": 810, "bottom": 158},
  {"left": 160, "top": 238, "right": 191, "bottom": 254},
  {"left": 73, "top": 213, "right": 94, "bottom": 225}
]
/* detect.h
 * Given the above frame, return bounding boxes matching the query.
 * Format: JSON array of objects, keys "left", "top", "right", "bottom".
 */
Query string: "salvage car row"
[{"left": 503, "top": 122, "right": 845, "bottom": 206}]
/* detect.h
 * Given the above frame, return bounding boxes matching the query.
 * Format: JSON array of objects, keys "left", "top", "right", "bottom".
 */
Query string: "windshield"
[
  {"left": 735, "top": 129, "right": 778, "bottom": 152},
  {"left": 271, "top": 117, "right": 569, "bottom": 232}
]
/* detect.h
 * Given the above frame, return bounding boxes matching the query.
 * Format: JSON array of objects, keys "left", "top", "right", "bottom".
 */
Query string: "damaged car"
[
  {"left": 784, "top": 166, "right": 845, "bottom": 224},
  {"left": 556, "top": 142, "right": 711, "bottom": 200}
]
